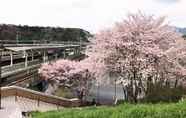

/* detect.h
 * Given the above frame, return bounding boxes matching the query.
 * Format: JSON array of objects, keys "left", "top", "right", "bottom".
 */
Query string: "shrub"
[{"left": 142, "top": 83, "right": 186, "bottom": 103}]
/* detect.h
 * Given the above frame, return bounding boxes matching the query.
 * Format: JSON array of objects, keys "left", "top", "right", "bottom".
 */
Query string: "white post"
[
  {"left": 73, "top": 48, "right": 76, "bottom": 55},
  {"left": 43, "top": 50, "right": 48, "bottom": 62},
  {"left": 25, "top": 51, "right": 28, "bottom": 67},
  {"left": 10, "top": 51, "right": 13, "bottom": 66},
  {"left": 63, "top": 50, "right": 66, "bottom": 58},
  {"left": 31, "top": 51, "right": 34, "bottom": 61},
  {"left": 43, "top": 50, "right": 46, "bottom": 62}
]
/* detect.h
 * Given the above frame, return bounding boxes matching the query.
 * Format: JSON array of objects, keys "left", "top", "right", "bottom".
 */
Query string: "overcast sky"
[{"left": 0, "top": 0, "right": 185, "bottom": 33}]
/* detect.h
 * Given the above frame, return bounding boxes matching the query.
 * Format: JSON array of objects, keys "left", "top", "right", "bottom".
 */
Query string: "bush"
[
  {"left": 116, "top": 100, "right": 126, "bottom": 105},
  {"left": 142, "top": 83, "right": 186, "bottom": 103}
]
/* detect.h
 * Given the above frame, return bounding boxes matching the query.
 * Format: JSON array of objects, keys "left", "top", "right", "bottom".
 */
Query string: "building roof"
[{"left": 5, "top": 45, "right": 79, "bottom": 52}]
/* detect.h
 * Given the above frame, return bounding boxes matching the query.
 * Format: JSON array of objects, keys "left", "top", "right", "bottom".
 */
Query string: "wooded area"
[{"left": 0, "top": 24, "right": 92, "bottom": 42}]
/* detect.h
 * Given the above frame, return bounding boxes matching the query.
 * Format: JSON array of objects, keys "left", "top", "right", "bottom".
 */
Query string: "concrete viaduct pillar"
[{"left": 10, "top": 51, "right": 13, "bottom": 66}]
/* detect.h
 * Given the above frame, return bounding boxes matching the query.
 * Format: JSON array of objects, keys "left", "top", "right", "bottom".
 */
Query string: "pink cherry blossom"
[
  {"left": 39, "top": 12, "right": 186, "bottom": 102},
  {"left": 85, "top": 12, "right": 186, "bottom": 102}
]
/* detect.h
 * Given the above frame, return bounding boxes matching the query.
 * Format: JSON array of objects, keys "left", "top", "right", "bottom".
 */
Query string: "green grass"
[{"left": 32, "top": 100, "right": 186, "bottom": 118}]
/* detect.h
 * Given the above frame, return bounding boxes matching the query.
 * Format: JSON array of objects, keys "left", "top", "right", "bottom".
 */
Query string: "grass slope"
[{"left": 32, "top": 100, "right": 186, "bottom": 118}]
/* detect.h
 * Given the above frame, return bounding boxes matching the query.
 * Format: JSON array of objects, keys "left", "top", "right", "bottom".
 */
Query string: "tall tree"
[{"left": 86, "top": 12, "right": 186, "bottom": 102}]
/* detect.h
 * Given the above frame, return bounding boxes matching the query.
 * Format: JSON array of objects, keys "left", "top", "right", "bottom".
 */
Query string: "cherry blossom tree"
[
  {"left": 39, "top": 59, "right": 95, "bottom": 100},
  {"left": 86, "top": 12, "right": 186, "bottom": 102},
  {"left": 39, "top": 12, "right": 186, "bottom": 103},
  {"left": 39, "top": 60, "right": 75, "bottom": 82}
]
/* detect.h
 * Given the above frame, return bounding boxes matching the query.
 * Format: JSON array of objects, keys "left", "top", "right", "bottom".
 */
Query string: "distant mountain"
[
  {"left": 0, "top": 24, "right": 92, "bottom": 42},
  {"left": 174, "top": 27, "right": 186, "bottom": 35}
]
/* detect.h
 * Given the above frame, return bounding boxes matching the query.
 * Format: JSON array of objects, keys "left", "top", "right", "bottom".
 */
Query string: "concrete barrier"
[{"left": 1, "top": 86, "right": 81, "bottom": 107}]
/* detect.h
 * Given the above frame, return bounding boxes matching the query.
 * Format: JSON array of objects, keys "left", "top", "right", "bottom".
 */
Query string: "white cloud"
[
  {"left": 155, "top": 0, "right": 180, "bottom": 4},
  {"left": 0, "top": 0, "right": 185, "bottom": 33}
]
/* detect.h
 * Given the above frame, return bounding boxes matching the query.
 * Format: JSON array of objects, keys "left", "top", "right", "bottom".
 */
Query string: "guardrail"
[
  {"left": 2, "top": 64, "right": 40, "bottom": 78},
  {"left": 2, "top": 86, "right": 81, "bottom": 107},
  {"left": 2, "top": 59, "right": 41, "bottom": 73}
]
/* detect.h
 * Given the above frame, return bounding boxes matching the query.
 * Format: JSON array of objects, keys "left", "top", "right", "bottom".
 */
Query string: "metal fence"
[{"left": 2, "top": 59, "right": 41, "bottom": 73}]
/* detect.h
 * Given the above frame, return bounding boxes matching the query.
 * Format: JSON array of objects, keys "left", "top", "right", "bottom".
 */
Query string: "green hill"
[{"left": 0, "top": 24, "right": 92, "bottom": 42}]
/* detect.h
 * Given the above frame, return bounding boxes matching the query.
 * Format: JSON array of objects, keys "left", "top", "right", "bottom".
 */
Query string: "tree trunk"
[
  {"left": 122, "top": 86, "right": 128, "bottom": 101},
  {"left": 174, "top": 79, "right": 179, "bottom": 88},
  {"left": 133, "top": 80, "right": 138, "bottom": 103}
]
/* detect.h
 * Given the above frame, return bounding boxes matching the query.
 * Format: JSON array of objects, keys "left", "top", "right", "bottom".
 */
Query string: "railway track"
[
  {"left": 2, "top": 68, "right": 39, "bottom": 87},
  {"left": 6, "top": 72, "right": 38, "bottom": 86}
]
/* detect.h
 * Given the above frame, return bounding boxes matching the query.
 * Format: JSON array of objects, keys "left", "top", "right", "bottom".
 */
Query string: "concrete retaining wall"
[{"left": 1, "top": 86, "right": 81, "bottom": 107}]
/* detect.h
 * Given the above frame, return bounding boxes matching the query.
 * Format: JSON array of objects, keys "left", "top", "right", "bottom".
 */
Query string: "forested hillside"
[{"left": 0, "top": 24, "right": 92, "bottom": 42}]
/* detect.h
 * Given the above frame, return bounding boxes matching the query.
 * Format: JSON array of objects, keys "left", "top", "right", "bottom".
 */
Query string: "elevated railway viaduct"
[{"left": 0, "top": 40, "right": 88, "bottom": 87}]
